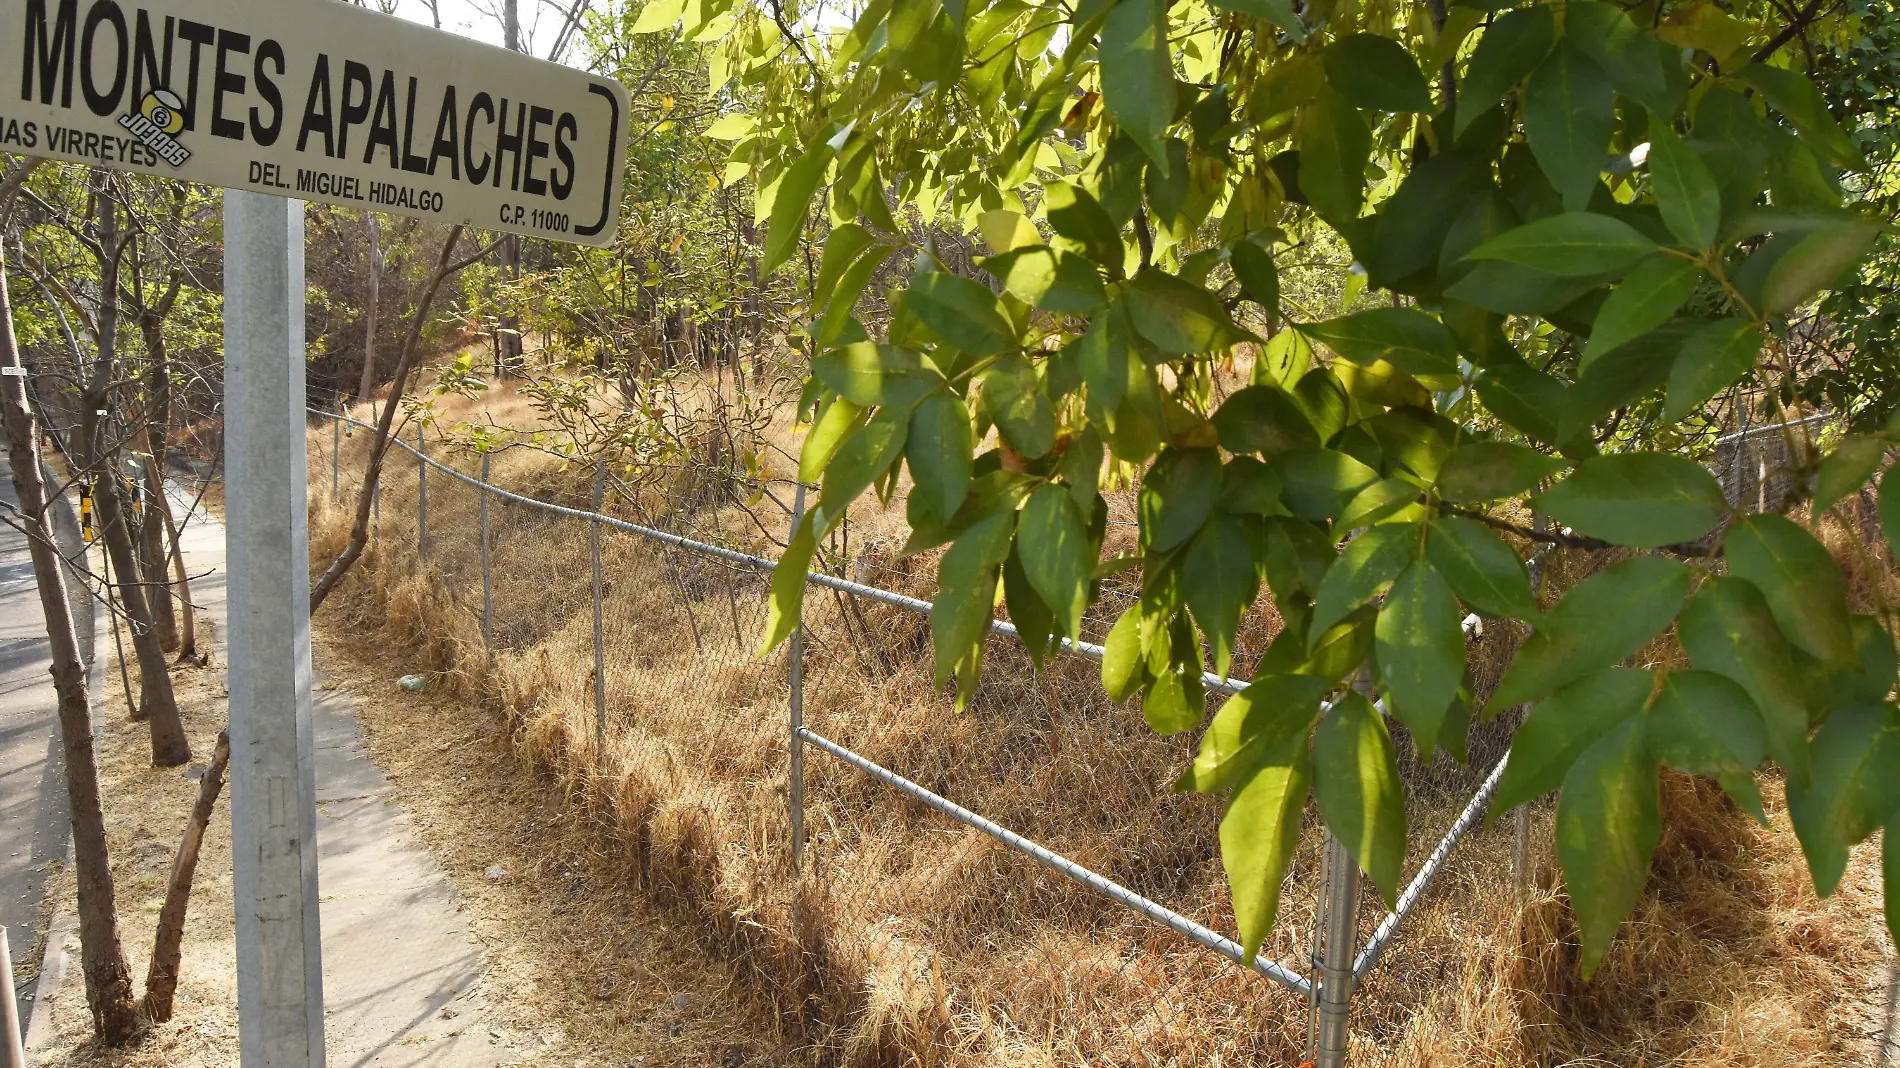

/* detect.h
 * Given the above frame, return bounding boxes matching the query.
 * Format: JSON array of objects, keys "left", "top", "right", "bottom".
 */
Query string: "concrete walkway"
[
  {"left": 0, "top": 442, "right": 95, "bottom": 1034},
  {"left": 172, "top": 481, "right": 506, "bottom": 1066},
  {"left": 19, "top": 472, "right": 505, "bottom": 1066}
]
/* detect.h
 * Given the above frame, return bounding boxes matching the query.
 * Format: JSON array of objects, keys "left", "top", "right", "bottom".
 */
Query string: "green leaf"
[
  {"left": 908, "top": 390, "right": 974, "bottom": 524},
  {"left": 1220, "top": 730, "right": 1310, "bottom": 964},
  {"left": 1802, "top": 613, "right": 1900, "bottom": 714},
  {"left": 762, "top": 139, "right": 834, "bottom": 276},
  {"left": 1311, "top": 521, "right": 1420, "bottom": 636},
  {"left": 1758, "top": 218, "right": 1880, "bottom": 317},
  {"left": 1534, "top": 453, "right": 1728, "bottom": 548},
  {"left": 1323, "top": 33, "right": 1432, "bottom": 114},
  {"left": 1456, "top": 5, "right": 1555, "bottom": 137},
  {"left": 1786, "top": 701, "right": 1900, "bottom": 896},
  {"left": 1490, "top": 556, "right": 1690, "bottom": 708},
  {"left": 1677, "top": 576, "right": 1812, "bottom": 785},
  {"left": 1184, "top": 512, "right": 1260, "bottom": 679},
  {"left": 1143, "top": 662, "right": 1206, "bottom": 735},
  {"left": 1648, "top": 125, "right": 1722, "bottom": 252},
  {"left": 1664, "top": 318, "right": 1761, "bottom": 422},
  {"left": 1436, "top": 440, "right": 1567, "bottom": 503},
  {"left": 1426, "top": 516, "right": 1539, "bottom": 619},
  {"left": 1463, "top": 211, "right": 1657, "bottom": 277},
  {"left": 1337, "top": 479, "right": 1422, "bottom": 531},
  {"left": 1492, "top": 666, "right": 1651, "bottom": 814},
  {"left": 1271, "top": 447, "right": 1381, "bottom": 522},
  {"left": 1125, "top": 269, "right": 1254, "bottom": 354},
  {"left": 1139, "top": 446, "right": 1221, "bottom": 551},
  {"left": 1219, "top": 456, "right": 1287, "bottom": 516},
  {"left": 1813, "top": 435, "right": 1885, "bottom": 518},
  {"left": 813, "top": 224, "right": 878, "bottom": 315},
  {"left": 1004, "top": 543, "right": 1058, "bottom": 666},
  {"left": 908, "top": 266, "right": 1018, "bottom": 355},
  {"left": 981, "top": 355, "right": 1057, "bottom": 459},
  {"left": 1724, "top": 514, "right": 1855, "bottom": 667},
  {"left": 1556, "top": 716, "right": 1659, "bottom": 978},
  {"left": 1018, "top": 484, "right": 1093, "bottom": 641},
  {"left": 817, "top": 405, "right": 911, "bottom": 532},
  {"left": 1313, "top": 691, "right": 1407, "bottom": 907},
  {"left": 1100, "top": 0, "right": 1175, "bottom": 171},
  {"left": 1102, "top": 606, "right": 1146, "bottom": 701},
  {"left": 800, "top": 397, "right": 864, "bottom": 483},
  {"left": 813, "top": 343, "right": 924, "bottom": 407},
  {"left": 1212, "top": 386, "right": 1320, "bottom": 457},
  {"left": 1044, "top": 182, "right": 1124, "bottom": 269},
  {"left": 1647, "top": 670, "right": 1766, "bottom": 779},
  {"left": 1579, "top": 256, "right": 1702, "bottom": 371},
  {"left": 1231, "top": 237, "right": 1280, "bottom": 314},
  {"left": 930, "top": 510, "right": 1017, "bottom": 697},
  {"left": 1376, "top": 561, "right": 1466, "bottom": 748},
  {"left": 1366, "top": 150, "right": 1489, "bottom": 289},
  {"left": 1205, "top": 0, "right": 1304, "bottom": 39},
  {"left": 983, "top": 246, "right": 1109, "bottom": 314},
  {"left": 1882, "top": 465, "right": 1900, "bottom": 564},
  {"left": 1524, "top": 42, "right": 1615, "bottom": 211},
  {"left": 1729, "top": 63, "right": 1865, "bottom": 170},
  {"left": 1182, "top": 674, "right": 1329, "bottom": 794},
  {"left": 760, "top": 509, "right": 817, "bottom": 653},
  {"left": 1298, "top": 87, "right": 1372, "bottom": 229},
  {"left": 1298, "top": 308, "right": 1460, "bottom": 379},
  {"left": 1253, "top": 326, "right": 1312, "bottom": 390}
]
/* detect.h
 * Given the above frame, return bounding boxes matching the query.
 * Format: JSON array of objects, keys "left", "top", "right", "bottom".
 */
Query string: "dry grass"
[{"left": 304, "top": 373, "right": 1896, "bottom": 1066}]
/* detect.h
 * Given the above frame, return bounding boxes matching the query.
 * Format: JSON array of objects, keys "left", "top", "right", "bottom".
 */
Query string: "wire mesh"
[{"left": 301, "top": 403, "right": 1586, "bottom": 1064}]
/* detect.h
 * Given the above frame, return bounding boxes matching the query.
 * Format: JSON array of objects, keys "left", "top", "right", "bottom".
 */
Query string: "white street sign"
[{"left": 0, "top": 0, "right": 630, "bottom": 246}]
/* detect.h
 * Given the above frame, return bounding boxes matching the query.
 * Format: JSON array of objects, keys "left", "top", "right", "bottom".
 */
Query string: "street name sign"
[{"left": 0, "top": 0, "right": 630, "bottom": 246}]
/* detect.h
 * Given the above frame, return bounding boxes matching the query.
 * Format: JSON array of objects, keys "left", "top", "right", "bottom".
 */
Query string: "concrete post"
[{"left": 223, "top": 189, "right": 326, "bottom": 1068}]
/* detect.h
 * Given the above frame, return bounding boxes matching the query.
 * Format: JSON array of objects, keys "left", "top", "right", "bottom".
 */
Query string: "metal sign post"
[
  {"left": 224, "top": 189, "right": 325, "bottom": 1067},
  {"left": 0, "top": 3, "right": 632, "bottom": 1064}
]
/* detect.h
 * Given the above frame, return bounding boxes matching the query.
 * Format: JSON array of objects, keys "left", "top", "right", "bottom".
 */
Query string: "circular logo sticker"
[{"left": 140, "top": 89, "right": 186, "bottom": 135}]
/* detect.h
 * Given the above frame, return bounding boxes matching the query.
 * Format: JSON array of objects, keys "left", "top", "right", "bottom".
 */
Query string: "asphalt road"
[{"left": 0, "top": 438, "right": 94, "bottom": 1035}]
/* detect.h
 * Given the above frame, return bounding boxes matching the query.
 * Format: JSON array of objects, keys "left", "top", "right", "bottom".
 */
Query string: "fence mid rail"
[{"left": 307, "top": 403, "right": 1562, "bottom": 1066}]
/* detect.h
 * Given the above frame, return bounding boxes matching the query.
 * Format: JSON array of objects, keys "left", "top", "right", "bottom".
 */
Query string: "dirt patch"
[{"left": 36, "top": 659, "right": 238, "bottom": 1066}]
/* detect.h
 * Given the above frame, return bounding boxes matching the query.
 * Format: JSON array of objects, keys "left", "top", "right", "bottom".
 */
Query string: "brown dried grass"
[{"left": 303, "top": 379, "right": 1896, "bottom": 1066}]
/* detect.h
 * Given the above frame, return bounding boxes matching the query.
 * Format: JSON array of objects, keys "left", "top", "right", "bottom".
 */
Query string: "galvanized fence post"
[
  {"left": 1314, "top": 832, "right": 1361, "bottom": 1068},
  {"left": 591, "top": 462, "right": 606, "bottom": 756},
  {"left": 416, "top": 421, "right": 427, "bottom": 561},
  {"left": 1513, "top": 516, "right": 1551, "bottom": 897},
  {"left": 330, "top": 405, "right": 340, "bottom": 503},
  {"left": 788, "top": 482, "right": 808, "bottom": 875},
  {"left": 479, "top": 451, "right": 494, "bottom": 661}
]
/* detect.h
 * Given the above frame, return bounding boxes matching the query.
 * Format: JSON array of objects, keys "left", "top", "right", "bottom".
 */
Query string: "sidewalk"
[{"left": 28, "top": 479, "right": 507, "bottom": 1066}]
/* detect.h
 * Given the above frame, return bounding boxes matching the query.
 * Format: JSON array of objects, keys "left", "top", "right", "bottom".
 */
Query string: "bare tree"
[
  {"left": 356, "top": 214, "right": 382, "bottom": 402},
  {"left": 84, "top": 170, "right": 189, "bottom": 766},
  {"left": 0, "top": 161, "right": 141, "bottom": 1046}
]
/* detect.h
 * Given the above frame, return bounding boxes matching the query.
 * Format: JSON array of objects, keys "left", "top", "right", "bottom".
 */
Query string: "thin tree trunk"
[
  {"left": 0, "top": 169, "right": 142, "bottom": 1045},
  {"left": 137, "top": 313, "right": 177, "bottom": 651},
  {"left": 88, "top": 171, "right": 189, "bottom": 767},
  {"left": 158, "top": 480, "right": 197, "bottom": 659},
  {"left": 311, "top": 226, "right": 472, "bottom": 612},
  {"left": 142, "top": 450, "right": 193, "bottom": 657},
  {"left": 141, "top": 729, "right": 228, "bottom": 1022},
  {"left": 356, "top": 215, "right": 381, "bottom": 401}
]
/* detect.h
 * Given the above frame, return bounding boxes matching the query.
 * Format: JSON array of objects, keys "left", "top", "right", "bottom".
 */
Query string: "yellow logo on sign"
[{"left": 139, "top": 89, "right": 186, "bottom": 135}]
